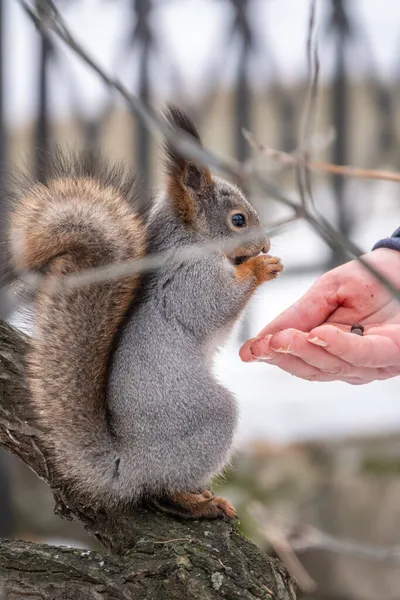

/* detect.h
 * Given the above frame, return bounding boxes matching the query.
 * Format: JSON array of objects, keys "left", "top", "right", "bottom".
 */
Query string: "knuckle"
[{"left": 351, "top": 358, "right": 366, "bottom": 368}]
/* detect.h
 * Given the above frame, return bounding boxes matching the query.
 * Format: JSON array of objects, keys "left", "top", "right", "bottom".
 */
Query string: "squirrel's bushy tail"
[{"left": 8, "top": 151, "right": 147, "bottom": 504}]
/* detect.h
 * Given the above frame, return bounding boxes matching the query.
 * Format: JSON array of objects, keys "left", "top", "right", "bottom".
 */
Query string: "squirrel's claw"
[{"left": 148, "top": 491, "right": 237, "bottom": 520}]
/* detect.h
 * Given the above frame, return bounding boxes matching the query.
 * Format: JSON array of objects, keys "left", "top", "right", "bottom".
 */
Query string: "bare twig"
[
  {"left": 298, "top": 0, "right": 319, "bottom": 211},
  {"left": 247, "top": 139, "right": 400, "bottom": 183},
  {"left": 1, "top": 218, "right": 294, "bottom": 316},
  {"left": 243, "top": 128, "right": 337, "bottom": 172},
  {"left": 289, "top": 524, "right": 400, "bottom": 565},
  {"left": 305, "top": 160, "right": 400, "bottom": 183},
  {"left": 243, "top": 129, "right": 400, "bottom": 299},
  {"left": 251, "top": 501, "right": 400, "bottom": 576},
  {"left": 12, "top": 0, "right": 400, "bottom": 306},
  {"left": 249, "top": 503, "right": 317, "bottom": 594},
  {"left": 18, "top": 0, "right": 296, "bottom": 211}
]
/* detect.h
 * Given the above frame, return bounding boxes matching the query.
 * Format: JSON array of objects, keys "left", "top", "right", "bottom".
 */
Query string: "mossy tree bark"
[{"left": 0, "top": 319, "right": 297, "bottom": 599}]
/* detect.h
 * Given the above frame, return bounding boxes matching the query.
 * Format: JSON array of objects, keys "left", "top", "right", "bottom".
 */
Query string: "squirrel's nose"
[{"left": 262, "top": 239, "right": 271, "bottom": 254}]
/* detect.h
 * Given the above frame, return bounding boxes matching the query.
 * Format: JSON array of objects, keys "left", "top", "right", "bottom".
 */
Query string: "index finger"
[
  {"left": 258, "top": 273, "right": 340, "bottom": 337},
  {"left": 308, "top": 324, "right": 400, "bottom": 369}
]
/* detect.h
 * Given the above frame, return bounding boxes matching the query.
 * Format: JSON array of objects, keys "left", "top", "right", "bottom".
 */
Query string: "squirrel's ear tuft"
[
  {"left": 164, "top": 105, "right": 202, "bottom": 144},
  {"left": 163, "top": 104, "right": 212, "bottom": 223}
]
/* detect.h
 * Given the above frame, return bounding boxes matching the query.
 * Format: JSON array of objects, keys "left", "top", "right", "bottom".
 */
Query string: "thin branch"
[
  {"left": 243, "top": 128, "right": 336, "bottom": 172},
  {"left": 294, "top": 0, "right": 319, "bottom": 213},
  {"left": 289, "top": 524, "right": 400, "bottom": 565},
  {"left": 249, "top": 503, "right": 317, "bottom": 594},
  {"left": 1, "top": 217, "right": 294, "bottom": 315},
  {"left": 18, "top": 0, "right": 296, "bottom": 212},
  {"left": 251, "top": 502, "right": 400, "bottom": 575},
  {"left": 307, "top": 160, "right": 400, "bottom": 183},
  {"left": 12, "top": 0, "right": 400, "bottom": 307},
  {"left": 248, "top": 139, "right": 400, "bottom": 183}
]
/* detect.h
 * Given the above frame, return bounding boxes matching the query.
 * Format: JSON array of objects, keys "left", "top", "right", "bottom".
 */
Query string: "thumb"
[{"left": 240, "top": 273, "right": 340, "bottom": 360}]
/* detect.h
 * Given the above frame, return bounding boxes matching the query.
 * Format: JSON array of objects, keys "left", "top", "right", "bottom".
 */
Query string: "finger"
[
  {"left": 307, "top": 324, "right": 400, "bottom": 369},
  {"left": 249, "top": 328, "right": 391, "bottom": 380},
  {"left": 253, "top": 351, "right": 394, "bottom": 382},
  {"left": 266, "top": 329, "right": 372, "bottom": 376},
  {"left": 304, "top": 374, "right": 372, "bottom": 385},
  {"left": 255, "top": 353, "right": 394, "bottom": 383},
  {"left": 243, "top": 328, "right": 400, "bottom": 381},
  {"left": 240, "top": 273, "right": 340, "bottom": 355},
  {"left": 256, "top": 352, "right": 321, "bottom": 381},
  {"left": 252, "top": 352, "right": 378, "bottom": 383},
  {"left": 240, "top": 338, "right": 259, "bottom": 362},
  {"left": 244, "top": 332, "right": 325, "bottom": 379},
  {"left": 304, "top": 369, "right": 400, "bottom": 383}
]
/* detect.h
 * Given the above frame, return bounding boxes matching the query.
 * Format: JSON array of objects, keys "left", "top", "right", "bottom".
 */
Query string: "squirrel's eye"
[{"left": 231, "top": 213, "right": 247, "bottom": 228}]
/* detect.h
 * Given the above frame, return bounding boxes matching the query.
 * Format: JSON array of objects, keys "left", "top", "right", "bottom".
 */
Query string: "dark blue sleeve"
[{"left": 373, "top": 227, "right": 400, "bottom": 252}]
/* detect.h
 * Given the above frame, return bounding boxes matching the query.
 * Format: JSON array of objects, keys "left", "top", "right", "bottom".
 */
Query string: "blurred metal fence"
[{"left": 1, "top": 0, "right": 400, "bottom": 270}]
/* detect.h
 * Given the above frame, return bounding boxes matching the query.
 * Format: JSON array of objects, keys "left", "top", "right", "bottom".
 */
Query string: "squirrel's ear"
[{"left": 163, "top": 105, "right": 212, "bottom": 223}]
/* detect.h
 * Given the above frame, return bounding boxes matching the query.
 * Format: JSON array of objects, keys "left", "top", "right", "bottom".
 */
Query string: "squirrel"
[{"left": 8, "top": 106, "right": 283, "bottom": 520}]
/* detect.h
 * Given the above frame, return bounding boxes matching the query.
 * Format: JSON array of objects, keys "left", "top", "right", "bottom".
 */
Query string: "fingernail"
[
  {"left": 273, "top": 347, "right": 293, "bottom": 354},
  {"left": 249, "top": 335, "right": 272, "bottom": 358},
  {"left": 308, "top": 337, "right": 328, "bottom": 347},
  {"left": 255, "top": 355, "right": 274, "bottom": 361}
]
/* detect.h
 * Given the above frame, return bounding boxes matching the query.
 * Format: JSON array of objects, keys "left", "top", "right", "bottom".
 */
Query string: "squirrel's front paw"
[{"left": 236, "top": 254, "right": 283, "bottom": 286}]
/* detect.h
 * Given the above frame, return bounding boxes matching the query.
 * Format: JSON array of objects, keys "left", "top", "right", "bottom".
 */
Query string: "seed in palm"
[{"left": 350, "top": 324, "right": 364, "bottom": 336}]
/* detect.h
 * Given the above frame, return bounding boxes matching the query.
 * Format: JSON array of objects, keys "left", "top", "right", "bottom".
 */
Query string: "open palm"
[{"left": 240, "top": 249, "right": 400, "bottom": 385}]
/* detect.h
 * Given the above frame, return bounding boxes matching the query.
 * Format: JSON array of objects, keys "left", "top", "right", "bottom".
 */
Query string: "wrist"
[{"left": 366, "top": 247, "right": 400, "bottom": 288}]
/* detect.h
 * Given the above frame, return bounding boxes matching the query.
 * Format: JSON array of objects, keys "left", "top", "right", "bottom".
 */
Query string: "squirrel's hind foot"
[{"left": 149, "top": 491, "right": 236, "bottom": 520}]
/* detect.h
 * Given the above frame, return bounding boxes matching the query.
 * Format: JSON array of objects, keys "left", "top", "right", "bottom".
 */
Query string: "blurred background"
[{"left": 1, "top": 1, "right": 400, "bottom": 598}]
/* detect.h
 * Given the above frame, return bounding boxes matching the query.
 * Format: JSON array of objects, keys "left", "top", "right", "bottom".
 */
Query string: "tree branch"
[
  {"left": 0, "top": 318, "right": 297, "bottom": 599},
  {"left": 0, "top": 533, "right": 296, "bottom": 600},
  {"left": 289, "top": 525, "right": 400, "bottom": 564}
]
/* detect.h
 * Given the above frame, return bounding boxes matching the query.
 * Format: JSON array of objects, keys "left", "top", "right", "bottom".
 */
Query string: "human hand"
[{"left": 240, "top": 249, "right": 400, "bottom": 384}]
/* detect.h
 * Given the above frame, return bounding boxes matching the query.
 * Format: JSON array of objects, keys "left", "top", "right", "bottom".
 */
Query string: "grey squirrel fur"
[{"left": 8, "top": 106, "right": 283, "bottom": 519}]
